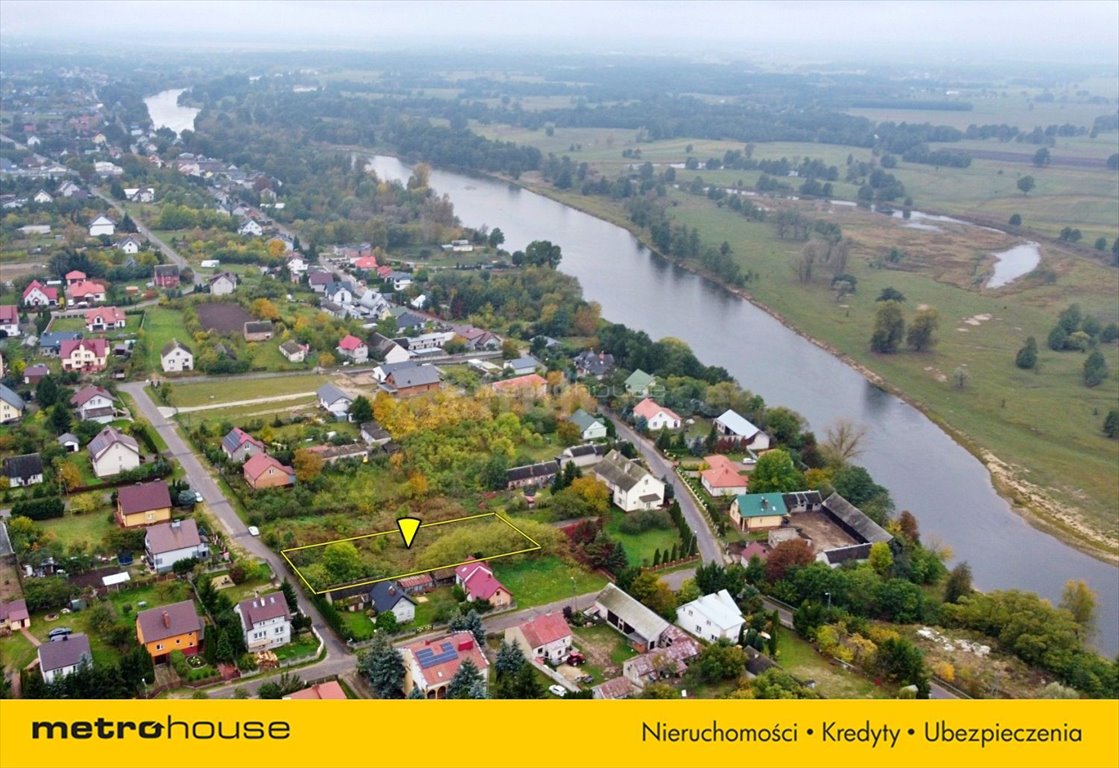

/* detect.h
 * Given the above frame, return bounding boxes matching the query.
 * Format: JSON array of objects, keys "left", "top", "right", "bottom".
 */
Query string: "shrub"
[{"left": 618, "top": 508, "right": 673, "bottom": 535}]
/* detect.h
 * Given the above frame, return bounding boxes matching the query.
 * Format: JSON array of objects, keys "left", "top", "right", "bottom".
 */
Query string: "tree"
[
  {"left": 1008, "top": 213, "right": 1022, "bottom": 228},
  {"left": 868, "top": 541, "right": 894, "bottom": 577},
  {"left": 1047, "top": 325, "right": 1069, "bottom": 351},
  {"left": 293, "top": 448, "right": 324, "bottom": 483},
  {"left": 280, "top": 579, "right": 299, "bottom": 612},
  {"left": 487, "top": 228, "right": 505, "bottom": 249},
  {"left": 35, "top": 375, "right": 59, "bottom": 407},
  {"left": 876, "top": 287, "right": 906, "bottom": 303},
  {"left": 765, "top": 539, "right": 815, "bottom": 583},
  {"left": 831, "top": 465, "right": 886, "bottom": 507},
  {"left": 1032, "top": 147, "right": 1050, "bottom": 167},
  {"left": 951, "top": 366, "right": 970, "bottom": 390},
  {"left": 821, "top": 419, "right": 867, "bottom": 467},
  {"left": 749, "top": 449, "right": 804, "bottom": 493},
  {"left": 1017, "top": 175, "right": 1035, "bottom": 195},
  {"left": 449, "top": 610, "right": 485, "bottom": 645},
  {"left": 251, "top": 298, "right": 280, "bottom": 320},
  {"left": 447, "top": 659, "right": 486, "bottom": 699},
  {"left": 1094, "top": 237, "right": 1108, "bottom": 251},
  {"left": 523, "top": 240, "right": 563, "bottom": 268},
  {"left": 695, "top": 639, "right": 747, "bottom": 682},
  {"left": 1057, "top": 304, "right": 1082, "bottom": 334},
  {"left": 375, "top": 610, "right": 398, "bottom": 633},
  {"left": 358, "top": 632, "right": 405, "bottom": 698},
  {"left": 764, "top": 407, "right": 805, "bottom": 446},
  {"left": 320, "top": 541, "right": 364, "bottom": 586},
  {"left": 1082, "top": 351, "right": 1108, "bottom": 387},
  {"left": 1104, "top": 409, "right": 1119, "bottom": 439},
  {"left": 870, "top": 301, "right": 905, "bottom": 353},
  {"left": 1015, "top": 337, "right": 1038, "bottom": 369},
  {"left": 495, "top": 639, "right": 526, "bottom": 679},
  {"left": 628, "top": 572, "right": 677, "bottom": 621},
  {"left": 906, "top": 307, "right": 939, "bottom": 352},
  {"left": 875, "top": 636, "right": 930, "bottom": 697},
  {"left": 50, "top": 403, "right": 72, "bottom": 434},
  {"left": 641, "top": 682, "right": 681, "bottom": 699},
  {"left": 480, "top": 454, "right": 509, "bottom": 491},
  {"left": 56, "top": 461, "right": 82, "bottom": 492},
  {"left": 1060, "top": 580, "right": 1096, "bottom": 635},
  {"left": 349, "top": 396, "right": 373, "bottom": 424}
]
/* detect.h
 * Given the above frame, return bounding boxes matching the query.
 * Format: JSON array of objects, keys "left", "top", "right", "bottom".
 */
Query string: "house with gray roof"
[
  {"left": 317, "top": 383, "right": 353, "bottom": 420},
  {"left": 38, "top": 633, "right": 92, "bottom": 683},
  {"left": 369, "top": 581, "right": 416, "bottom": 624},
  {"left": 381, "top": 365, "right": 441, "bottom": 398},
  {"left": 593, "top": 450, "right": 665, "bottom": 512},
  {"left": 568, "top": 409, "right": 607, "bottom": 441},
  {"left": 145, "top": 519, "right": 207, "bottom": 573},
  {"left": 593, "top": 583, "right": 671, "bottom": 652},
  {"left": 0, "top": 384, "right": 26, "bottom": 424},
  {"left": 714, "top": 409, "right": 771, "bottom": 452},
  {"left": 3, "top": 453, "right": 43, "bottom": 487},
  {"left": 88, "top": 426, "right": 140, "bottom": 478}
]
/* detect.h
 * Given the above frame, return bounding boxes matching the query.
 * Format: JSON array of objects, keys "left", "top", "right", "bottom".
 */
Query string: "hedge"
[{"left": 12, "top": 496, "right": 65, "bottom": 520}]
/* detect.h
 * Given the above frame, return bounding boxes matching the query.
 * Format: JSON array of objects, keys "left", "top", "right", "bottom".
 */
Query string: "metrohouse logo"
[{"left": 30, "top": 717, "right": 291, "bottom": 740}]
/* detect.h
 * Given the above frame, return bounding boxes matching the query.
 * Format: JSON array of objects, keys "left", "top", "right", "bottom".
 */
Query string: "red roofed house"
[
  {"left": 116, "top": 479, "right": 173, "bottom": 528},
  {"left": 153, "top": 264, "right": 180, "bottom": 288},
  {"left": 504, "top": 612, "right": 572, "bottom": 663},
  {"left": 85, "top": 306, "right": 126, "bottom": 333},
  {"left": 352, "top": 255, "right": 378, "bottom": 270},
  {"left": 285, "top": 681, "right": 347, "bottom": 700},
  {"left": 400, "top": 631, "right": 490, "bottom": 699},
  {"left": 454, "top": 560, "right": 513, "bottom": 608},
  {"left": 491, "top": 373, "right": 547, "bottom": 398},
  {"left": 336, "top": 334, "right": 368, "bottom": 364},
  {"left": 22, "top": 280, "right": 58, "bottom": 308},
  {"left": 66, "top": 280, "right": 107, "bottom": 306},
  {"left": 60, "top": 338, "right": 108, "bottom": 372},
  {"left": 0, "top": 599, "right": 31, "bottom": 631},
  {"left": 0, "top": 304, "right": 20, "bottom": 337},
  {"left": 633, "top": 398, "right": 682, "bottom": 431},
  {"left": 243, "top": 453, "right": 295, "bottom": 490},
  {"left": 700, "top": 454, "right": 750, "bottom": 497},
  {"left": 65, "top": 270, "right": 87, "bottom": 285}
]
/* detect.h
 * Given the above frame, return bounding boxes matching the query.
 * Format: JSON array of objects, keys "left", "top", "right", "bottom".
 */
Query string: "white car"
[
  {"left": 547, "top": 685, "right": 567, "bottom": 697},
  {"left": 247, "top": 526, "right": 260, "bottom": 537},
  {"left": 194, "top": 491, "right": 204, "bottom": 503}
]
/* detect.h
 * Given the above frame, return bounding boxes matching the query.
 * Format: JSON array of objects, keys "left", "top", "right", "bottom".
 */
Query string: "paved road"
[
  {"left": 609, "top": 415, "right": 723, "bottom": 565},
  {"left": 92, "top": 188, "right": 188, "bottom": 270}
]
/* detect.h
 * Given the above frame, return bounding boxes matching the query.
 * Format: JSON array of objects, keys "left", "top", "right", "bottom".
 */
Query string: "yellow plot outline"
[{"left": 279, "top": 512, "right": 542, "bottom": 594}]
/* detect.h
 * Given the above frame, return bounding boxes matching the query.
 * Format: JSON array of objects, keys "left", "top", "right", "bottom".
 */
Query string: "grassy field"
[
  {"left": 603, "top": 509, "right": 682, "bottom": 568},
  {"left": 774, "top": 626, "right": 886, "bottom": 699},
  {"left": 40, "top": 505, "right": 116, "bottom": 553},
  {"left": 142, "top": 306, "right": 191, "bottom": 372},
  {"left": 491, "top": 556, "right": 607, "bottom": 607},
  {"left": 170, "top": 373, "right": 330, "bottom": 407},
  {"left": 50, "top": 314, "right": 143, "bottom": 335}
]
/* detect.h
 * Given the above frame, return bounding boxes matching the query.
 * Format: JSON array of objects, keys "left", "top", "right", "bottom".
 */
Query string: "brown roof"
[
  {"left": 518, "top": 613, "right": 571, "bottom": 649},
  {"left": 136, "top": 600, "right": 202, "bottom": 643},
  {"left": 38, "top": 633, "right": 92, "bottom": 672},
  {"left": 117, "top": 480, "right": 172, "bottom": 516},
  {"left": 286, "top": 681, "right": 346, "bottom": 700},
  {"left": 236, "top": 593, "right": 290, "bottom": 631},
  {"left": 145, "top": 519, "right": 201, "bottom": 555}
]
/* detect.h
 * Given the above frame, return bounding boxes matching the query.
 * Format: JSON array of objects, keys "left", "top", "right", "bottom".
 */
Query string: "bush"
[
  {"left": 618, "top": 508, "right": 673, "bottom": 535},
  {"left": 11, "top": 496, "right": 65, "bottom": 520}
]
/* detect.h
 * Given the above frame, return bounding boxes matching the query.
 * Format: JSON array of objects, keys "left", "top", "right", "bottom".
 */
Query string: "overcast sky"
[{"left": 2, "top": 1, "right": 1117, "bottom": 62}]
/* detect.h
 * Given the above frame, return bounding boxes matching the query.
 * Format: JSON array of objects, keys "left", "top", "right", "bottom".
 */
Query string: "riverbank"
[{"left": 493, "top": 172, "right": 1118, "bottom": 566}]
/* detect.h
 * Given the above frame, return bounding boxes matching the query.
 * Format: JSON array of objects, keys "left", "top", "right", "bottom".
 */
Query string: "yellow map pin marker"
[{"left": 396, "top": 517, "right": 421, "bottom": 548}]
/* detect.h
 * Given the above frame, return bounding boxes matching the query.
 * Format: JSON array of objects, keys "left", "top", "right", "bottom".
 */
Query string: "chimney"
[
  {"left": 162, "top": 611, "right": 170, "bottom": 628},
  {"left": 171, "top": 520, "right": 181, "bottom": 530}
]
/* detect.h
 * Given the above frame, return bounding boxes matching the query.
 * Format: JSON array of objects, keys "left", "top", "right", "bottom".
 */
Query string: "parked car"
[
  {"left": 48, "top": 627, "right": 72, "bottom": 640},
  {"left": 547, "top": 684, "right": 567, "bottom": 697},
  {"left": 247, "top": 525, "right": 260, "bottom": 536},
  {"left": 194, "top": 491, "right": 204, "bottom": 503},
  {"left": 565, "top": 652, "right": 586, "bottom": 666}
]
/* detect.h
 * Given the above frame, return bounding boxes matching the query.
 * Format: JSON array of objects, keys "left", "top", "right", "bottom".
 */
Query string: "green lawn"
[
  {"left": 774, "top": 626, "right": 886, "bottom": 699},
  {"left": 0, "top": 630, "right": 37, "bottom": 675},
  {"left": 572, "top": 623, "right": 639, "bottom": 668},
  {"left": 170, "top": 373, "right": 329, "bottom": 407},
  {"left": 40, "top": 505, "right": 116, "bottom": 553},
  {"left": 339, "top": 610, "right": 375, "bottom": 642},
  {"left": 491, "top": 556, "right": 607, "bottom": 608},
  {"left": 142, "top": 307, "right": 192, "bottom": 372},
  {"left": 274, "top": 632, "right": 321, "bottom": 662},
  {"left": 412, "top": 586, "right": 458, "bottom": 628},
  {"left": 604, "top": 509, "right": 683, "bottom": 568},
  {"left": 50, "top": 314, "right": 142, "bottom": 336}
]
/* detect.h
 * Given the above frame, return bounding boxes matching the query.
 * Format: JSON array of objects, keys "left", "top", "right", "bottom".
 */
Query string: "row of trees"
[{"left": 870, "top": 295, "right": 940, "bottom": 354}]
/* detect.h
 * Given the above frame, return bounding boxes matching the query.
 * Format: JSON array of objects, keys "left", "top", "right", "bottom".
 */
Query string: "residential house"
[
  {"left": 593, "top": 450, "right": 666, "bottom": 512},
  {"left": 88, "top": 214, "right": 115, "bottom": 237},
  {"left": 505, "top": 460, "right": 559, "bottom": 490},
  {"left": 503, "top": 356, "right": 540, "bottom": 377},
  {"left": 370, "top": 334, "right": 411, "bottom": 365},
  {"left": 454, "top": 560, "right": 513, "bottom": 608},
  {"left": 385, "top": 271, "right": 413, "bottom": 291},
  {"left": 22, "top": 280, "right": 57, "bottom": 307},
  {"left": 285, "top": 681, "right": 346, "bottom": 700},
  {"left": 557, "top": 443, "right": 607, "bottom": 469},
  {"left": 116, "top": 480, "right": 172, "bottom": 527},
  {"left": 0, "top": 385, "right": 25, "bottom": 424},
  {"left": 308, "top": 270, "right": 333, "bottom": 293},
  {"left": 504, "top": 613, "right": 572, "bottom": 664},
  {"left": 243, "top": 321, "right": 273, "bottom": 342},
  {"left": 592, "top": 677, "right": 636, "bottom": 700},
  {"left": 71, "top": 385, "right": 115, "bottom": 423},
  {"left": 0, "top": 304, "right": 20, "bottom": 337},
  {"left": 0, "top": 599, "right": 31, "bottom": 631},
  {"left": 153, "top": 264, "right": 180, "bottom": 288},
  {"left": 57, "top": 433, "right": 80, "bottom": 452},
  {"left": 285, "top": 253, "right": 308, "bottom": 281},
  {"left": 676, "top": 589, "right": 745, "bottom": 643},
  {"left": 33, "top": 189, "right": 53, "bottom": 204},
  {"left": 160, "top": 339, "right": 193, "bottom": 373},
  {"left": 136, "top": 600, "right": 203, "bottom": 661},
  {"left": 573, "top": 349, "right": 615, "bottom": 379},
  {"left": 700, "top": 454, "right": 749, "bottom": 497},
  {"left": 357, "top": 291, "right": 392, "bottom": 320},
  {"left": 714, "top": 409, "right": 771, "bottom": 452},
  {"left": 57, "top": 180, "right": 83, "bottom": 198},
  {"left": 369, "top": 581, "right": 416, "bottom": 624},
  {"left": 336, "top": 334, "right": 368, "bottom": 364},
  {"left": 243, "top": 453, "right": 295, "bottom": 490},
  {"left": 279, "top": 340, "right": 309, "bottom": 363},
  {"left": 622, "top": 630, "right": 702, "bottom": 689},
  {"left": 731, "top": 540, "right": 772, "bottom": 566},
  {"left": 568, "top": 409, "right": 608, "bottom": 441},
  {"left": 40, "top": 332, "right": 85, "bottom": 357},
  {"left": 209, "top": 272, "right": 238, "bottom": 296},
  {"left": 38, "top": 633, "right": 93, "bottom": 684},
  {"left": 84, "top": 306, "right": 126, "bottom": 332},
  {"left": 624, "top": 369, "right": 656, "bottom": 397},
  {"left": 238, "top": 219, "right": 263, "bottom": 237},
  {"left": 490, "top": 373, "right": 547, "bottom": 399},
  {"left": 593, "top": 583, "right": 671, "bottom": 652},
  {"left": 452, "top": 326, "right": 502, "bottom": 352},
  {"left": 23, "top": 364, "right": 49, "bottom": 386},
  {"left": 65, "top": 280, "right": 107, "bottom": 306},
  {"left": 60, "top": 338, "right": 108, "bottom": 372},
  {"left": 729, "top": 492, "right": 789, "bottom": 533},
  {"left": 391, "top": 309, "right": 428, "bottom": 333},
  {"left": 145, "top": 519, "right": 208, "bottom": 573},
  {"left": 235, "top": 593, "right": 292, "bottom": 651},
  {"left": 404, "top": 331, "right": 455, "bottom": 353},
  {"left": 352, "top": 255, "right": 379, "bottom": 271},
  {"left": 372, "top": 359, "right": 419, "bottom": 384},
  {"left": 633, "top": 398, "right": 681, "bottom": 432},
  {"left": 3, "top": 453, "right": 44, "bottom": 487},
  {"left": 317, "top": 383, "right": 353, "bottom": 420},
  {"left": 65, "top": 271, "right": 87, "bottom": 286},
  {"left": 360, "top": 421, "right": 392, "bottom": 448},
  {"left": 125, "top": 187, "right": 155, "bottom": 203},
  {"left": 382, "top": 365, "right": 442, "bottom": 398},
  {"left": 221, "top": 427, "right": 266, "bottom": 463},
  {"left": 401, "top": 632, "right": 490, "bottom": 699},
  {"left": 323, "top": 281, "right": 355, "bottom": 306},
  {"left": 307, "top": 443, "right": 368, "bottom": 466},
  {"left": 117, "top": 235, "right": 143, "bottom": 255}
]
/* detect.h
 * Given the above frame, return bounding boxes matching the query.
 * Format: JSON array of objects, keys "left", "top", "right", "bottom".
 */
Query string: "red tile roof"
[
  {"left": 60, "top": 338, "right": 108, "bottom": 359},
  {"left": 518, "top": 613, "right": 571, "bottom": 649},
  {"left": 286, "top": 681, "right": 346, "bottom": 700},
  {"left": 633, "top": 397, "right": 681, "bottom": 424},
  {"left": 701, "top": 454, "right": 749, "bottom": 489},
  {"left": 338, "top": 334, "right": 365, "bottom": 351},
  {"left": 67, "top": 280, "right": 106, "bottom": 299},
  {"left": 492, "top": 373, "right": 547, "bottom": 392},
  {"left": 242, "top": 453, "right": 294, "bottom": 483},
  {"left": 23, "top": 280, "right": 57, "bottom": 301},
  {"left": 85, "top": 306, "right": 126, "bottom": 325},
  {"left": 455, "top": 560, "right": 509, "bottom": 602},
  {"left": 402, "top": 632, "right": 489, "bottom": 690}
]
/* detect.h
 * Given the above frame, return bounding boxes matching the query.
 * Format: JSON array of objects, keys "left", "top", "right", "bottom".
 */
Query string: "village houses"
[
  {"left": 116, "top": 479, "right": 173, "bottom": 528},
  {"left": 71, "top": 385, "right": 115, "bottom": 423},
  {"left": 160, "top": 339, "right": 194, "bottom": 372},
  {"left": 88, "top": 426, "right": 141, "bottom": 478},
  {"left": 145, "top": 519, "right": 208, "bottom": 573},
  {"left": 136, "top": 600, "right": 203, "bottom": 662},
  {"left": 235, "top": 593, "right": 292, "bottom": 651},
  {"left": 504, "top": 613, "right": 572, "bottom": 664},
  {"left": 593, "top": 449, "right": 666, "bottom": 512}
]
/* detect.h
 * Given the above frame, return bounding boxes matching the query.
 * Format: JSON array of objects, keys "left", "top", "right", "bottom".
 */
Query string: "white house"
[
  {"left": 0, "top": 304, "right": 20, "bottom": 337},
  {"left": 676, "top": 589, "right": 745, "bottom": 643},
  {"left": 386, "top": 271, "right": 413, "bottom": 291},
  {"left": 209, "top": 272, "right": 238, "bottom": 295},
  {"left": 714, "top": 409, "right": 771, "bottom": 452},
  {"left": 3, "top": 454, "right": 44, "bottom": 488},
  {"left": 117, "top": 235, "right": 142, "bottom": 255},
  {"left": 235, "top": 593, "right": 292, "bottom": 651},
  {"left": 70, "top": 385, "right": 116, "bottom": 423},
  {"left": 593, "top": 450, "right": 666, "bottom": 512},
  {"left": 632, "top": 398, "right": 681, "bottom": 432},
  {"left": 324, "top": 282, "right": 355, "bottom": 306},
  {"left": 88, "top": 215, "right": 115, "bottom": 237},
  {"left": 504, "top": 613, "right": 573, "bottom": 664},
  {"left": 336, "top": 334, "right": 368, "bottom": 363},
  {"left": 33, "top": 190, "right": 53, "bottom": 204},
  {"left": 38, "top": 634, "right": 93, "bottom": 684},
  {"left": 369, "top": 581, "right": 416, "bottom": 624},
  {"left": 145, "top": 519, "right": 208, "bottom": 573},
  {"left": 569, "top": 409, "right": 608, "bottom": 441},
  {"left": 88, "top": 426, "right": 141, "bottom": 478},
  {"left": 160, "top": 339, "right": 193, "bottom": 372},
  {"left": 22, "top": 280, "right": 58, "bottom": 307},
  {"left": 279, "top": 340, "right": 309, "bottom": 363},
  {"left": 317, "top": 383, "right": 353, "bottom": 420},
  {"left": 238, "top": 219, "right": 263, "bottom": 237}
]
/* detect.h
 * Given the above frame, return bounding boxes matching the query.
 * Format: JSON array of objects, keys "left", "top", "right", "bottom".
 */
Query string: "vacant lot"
[
  {"left": 196, "top": 302, "right": 252, "bottom": 333},
  {"left": 491, "top": 555, "right": 607, "bottom": 607},
  {"left": 171, "top": 373, "right": 330, "bottom": 407}
]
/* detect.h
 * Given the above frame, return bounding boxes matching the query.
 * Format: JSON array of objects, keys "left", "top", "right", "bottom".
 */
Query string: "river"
[
  {"left": 367, "top": 154, "right": 1118, "bottom": 653},
  {"left": 144, "top": 89, "right": 200, "bottom": 136}
]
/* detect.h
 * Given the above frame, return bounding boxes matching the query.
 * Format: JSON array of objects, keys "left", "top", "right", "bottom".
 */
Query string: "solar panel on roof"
[{"left": 415, "top": 642, "right": 457, "bottom": 669}]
